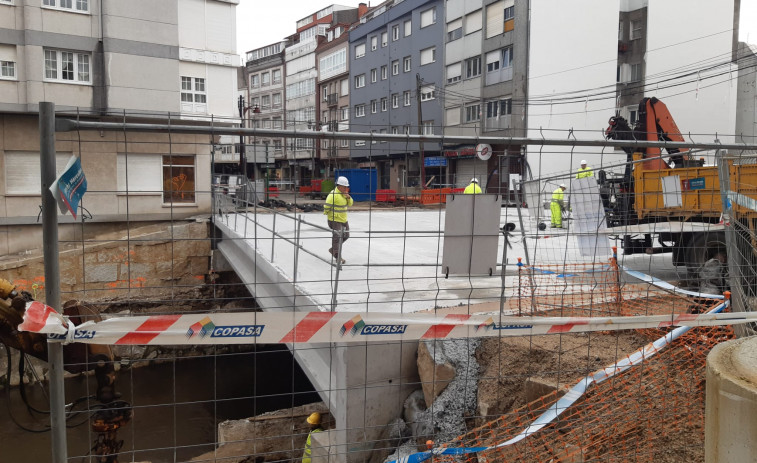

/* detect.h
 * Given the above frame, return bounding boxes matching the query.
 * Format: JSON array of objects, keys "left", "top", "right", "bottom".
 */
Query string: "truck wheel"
[{"left": 685, "top": 231, "right": 726, "bottom": 286}]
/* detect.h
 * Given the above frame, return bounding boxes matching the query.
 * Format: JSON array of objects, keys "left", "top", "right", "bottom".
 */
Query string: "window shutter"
[
  {"left": 447, "top": 62, "right": 462, "bottom": 79},
  {"left": 485, "top": 1, "right": 504, "bottom": 38},
  {"left": 5, "top": 151, "right": 69, "bottom": 194},
  {"left": 117, "top": 154, "right": 162, "bottom": 193},
  {"left": 420, "top": 8, "right": 434, "bottom": 27},
  {"left": 486, "top": 51, "right": 500, "bottom": 64},
  {"left": 420, "top": 47, "right": 435, "bottom": 65},
  {"left": 447, "top": 18, "right": 462, "bottom": 33},
  {"left": 446, "top": 107, "right": 460, "bottom": 126},
  {"left": 464, "top": 9, "right": 482, "bottom": 33}
]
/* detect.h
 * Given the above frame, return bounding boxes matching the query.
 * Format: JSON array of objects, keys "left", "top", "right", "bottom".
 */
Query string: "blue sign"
[
  {"left": 51, "top": 155, "right": 88, "bottom": 220},
  {"left": 689, "top": 177, "right": 705, "bottom": 190},
  {"left": 424, "top": 156, "right": 447, "bottom": 167}
]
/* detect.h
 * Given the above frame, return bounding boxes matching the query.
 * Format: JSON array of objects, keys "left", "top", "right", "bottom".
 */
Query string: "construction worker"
[
  {"left": 576, "top": 160, "right": 593, "bottom": 179},
  {"left": 464, "top": 178, "right": 482, "bottom": 194},
  {"left": 550, "top": 184, "right": 567, "bottom": 228},
  {"left": 302, "top": 412, "right": 324, "bottom": 463},
  {"left": 324, "top": 176, "right": 353, "bottom": 264}
]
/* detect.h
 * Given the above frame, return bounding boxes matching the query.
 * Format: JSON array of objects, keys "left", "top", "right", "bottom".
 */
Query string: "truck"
[{"left": 602, "top": 97, "right": 757, "bottom": 285}]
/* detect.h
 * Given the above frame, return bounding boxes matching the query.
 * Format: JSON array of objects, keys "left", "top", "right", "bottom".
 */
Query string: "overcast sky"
[{"left": 236, "top": 0, "right": 757, "bottom": 55}]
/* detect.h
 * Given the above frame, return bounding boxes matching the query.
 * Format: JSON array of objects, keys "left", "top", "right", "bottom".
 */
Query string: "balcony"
[
  {"left": 326, "top": 93, "right": 338, "bottom": 107},
  {"left": 483, "top": 115, "right": 512, "bottom": 132}
]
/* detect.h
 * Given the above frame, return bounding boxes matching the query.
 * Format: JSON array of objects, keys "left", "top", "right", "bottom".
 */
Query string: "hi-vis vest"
[
  {"left": 552, "top": 187, "right": 564, "bottom": 202},
  {"left": 302, "top": 428, "right": 323, "bottom": 463},
  {"left": 576, "top": 167, "right": 593, "bottom": 179},
  {"left": 464, "top": 183, "right": 482, "bottom": 194},
  {"left": 324, "top": 189, "right": 353, "bottom": 223}
]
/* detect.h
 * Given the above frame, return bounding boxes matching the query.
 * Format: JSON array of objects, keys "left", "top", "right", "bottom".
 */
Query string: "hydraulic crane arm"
[{"left": 638, "top": 97, "right": 691, "bottom": 166}]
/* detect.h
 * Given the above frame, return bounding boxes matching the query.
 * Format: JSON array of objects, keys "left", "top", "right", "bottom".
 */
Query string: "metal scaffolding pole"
[{"left": 40, "top": 101, "right": 68, "bottom": 463}]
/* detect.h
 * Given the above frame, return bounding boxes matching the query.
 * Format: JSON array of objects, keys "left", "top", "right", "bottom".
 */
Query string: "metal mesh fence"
[{"left": 1, "top": 110, "right": 756, "bottom": 463}]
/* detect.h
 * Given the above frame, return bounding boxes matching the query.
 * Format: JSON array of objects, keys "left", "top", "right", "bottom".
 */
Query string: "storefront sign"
[{"left": 424, "top": 156, "right": 448, "bottom": 167}]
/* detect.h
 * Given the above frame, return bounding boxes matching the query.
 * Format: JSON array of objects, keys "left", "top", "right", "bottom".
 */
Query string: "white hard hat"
[
  {"left": 336, "top": 176, "right": 350, "bottom": 187},
  {"left": 580, "top": 160, "right": 587, "bottom": 165},
  {"left": 470, "top": 178, "right": 479, "bottom": 183},
  {"left": 560, "top": 183, "right": 566, "bottom": 188}
]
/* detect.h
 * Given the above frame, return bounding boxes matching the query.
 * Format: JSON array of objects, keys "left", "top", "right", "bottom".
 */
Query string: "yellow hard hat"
[{"left": 306, "top": 412, "right": 321, "bottom": 425}]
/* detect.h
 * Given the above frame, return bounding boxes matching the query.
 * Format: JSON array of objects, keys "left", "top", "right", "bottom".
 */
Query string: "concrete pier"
[{"left": 705, "top": 336, "right": 757, "bottom": 463}]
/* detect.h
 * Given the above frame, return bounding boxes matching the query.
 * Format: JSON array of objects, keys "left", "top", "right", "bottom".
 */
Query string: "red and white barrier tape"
[{"left": 17, "top": 300, "right": 755, "bottom": 346}]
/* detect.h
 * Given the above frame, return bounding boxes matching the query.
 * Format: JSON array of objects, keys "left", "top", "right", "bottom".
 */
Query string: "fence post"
[
  {"left": 330, "top": 229, "right": 345, "bottom": 311},
  {"left": 294, "top": 215, "right": 302, "bottom": 278},
  {"left": 271, "top": 210, "right": 277, "bottom": 262},
  {"left": 40, "top": 102, "right": 68, "bottom": 463}
]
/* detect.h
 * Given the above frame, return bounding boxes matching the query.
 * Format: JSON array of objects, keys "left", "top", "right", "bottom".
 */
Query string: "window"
[
  {"left": 420, "top": 47, "right": 436, "bottom": 65},
  {"left": 504, "top": 6, "right": 514, "bottom": 21},
  {"left": 447, "top": 18, "right": 463, "bottom": 42},
  {"left": 392, "top": 25, "right": 400, "bottom": 41},
  {"left": 392, "top": 93, "right": 399, "bottom": 108},
  {"left": 355, "top": 74, "right": 365, "bottom": 88},
  {"left": 273, "top": 93, "right": 282, "bottom": 108},
  {"left": 341, "top": 138, "right": 349, "bottom": 147},
  {"left": 355, "top": 43, "right": 366, "bottom": 58},
  {"left": 485, "top": 1, "right": 505, "bottom": 38},
  {"left": 403, "top": 91, "right": 411, "bottom": 106},
  {"left": 6, "top": 151, "right": 70, "bottom": 195},
  {"left": 420, "top": 85, "right": 435, "bottom": 101},
  {"left": 162, "top": 155, "right": 195, "bottom": 204},
  {"left": 446, "top": 107, "right": 460, "bottom": 126},
  {"left": 319, "top": 49, "right": 346, "bottom": 80},
  {"left": 486, "top": 98, "right": 511, "bottom": 118},
  {"left": 261, "top": 72, "right": 270, "bottom": 86},
  {"left": 286, "top": 78, "right": 315, "bottom": 99},
  {"left": 371, "top": 68, "right": 377, "bottom": 83},
  {"left": 422, "top": 121, "right": 434, "bottom": 135},
  {"left": 42, "top": 0, "right": 88, "bottom": 12},
  {"left": 629, "top": 107, "right": 638, "bottom": 125},
  {"left": 371, "top": 99, "right": 377, "bottom": 113},
  {"left": 274, "top": 140, "right": 283, "bottom": 151},
  {"left": 618, "top": 21, "right": 623, "bottom": 40},
  {"left": 486, "top": 47, "right": 512, "bottom": 73},
  {"left": 381, "top": 97, "right": 387, "bottom": 112},
  {"left": 44, "top": 49, "right": 91, "bottom": 83},
  {"left": 391, "top": 126, "right": 398, "bottom": 134},
  {"left": 180, "top": 77, "right": 206, "bottom": 110},
  {"left": 273, "top": 116, "right": 283, "bottom": 129},
  {"left": 261, "top": 94, "right": 270, "bottom": 108},
  {"left": 404, "top": 20, "right": 412, "bottom": 37},
  {"left": 381, "top": 31, "right": 388, "bottom": 47},
  {"left": 486, "top": 51, "right": 500, "bottom": 72},
  {"left": 420, "top": 7, "right": 436, "bottom": 28},
  {"left": 262, "top": 118, "right": 272, "bottom": 129},
  {"left": 1, "top": 60, "right": 15, "bottom": 79},
  {"left": 356, "top": 140, "right": 366, "bottom": 146},
  {"left": 371, "top": 36, "right": 378, "bottom": 51},
  {"left": 465, "top": 56, "right": 481, "bottom": 79},
  {"left": 340, "top": 106, "right": 349, "bottom": 120},
  {"left": 403, "top": 56, "right": 411, "bottom": 72},
  {"left": 381, "top": 65, "right": 388, "bottom": 80},
  {"left": 446, "top": 62, "right": 462, "bottom": 84},
  {"left": 631, "top": 20, "right": 643, "bottom": 40},
  {"left": 272, "top": 69, "right": 282, "bottom": 84},
  {"left": 341, "top": 78, "right": 349, "bottom": 96},
  {"left": 404, "top": 125, "right": 411, "bottom": 135},
  {"left": 464, "top": 10, "right": 483, "bottom": 33},
  {"left": 630, "top": 63, "right": 642, "bottom": 81},
  {"left": 465, "top": 104, "right": 481, "bottom": 122},
  {"left": 250, "top": 74, "right": 259, "bottom": 88},
  {"left": 392, "top": 60, "right": 399, "bottom": 75},
  {"left": 251, "top": 97, "right": 259, "bottom": 108}
]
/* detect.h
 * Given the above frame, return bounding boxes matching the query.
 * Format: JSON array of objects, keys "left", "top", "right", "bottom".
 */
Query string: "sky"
[{"left": 236, "top": 0, "right": 757, "bottom": 56}]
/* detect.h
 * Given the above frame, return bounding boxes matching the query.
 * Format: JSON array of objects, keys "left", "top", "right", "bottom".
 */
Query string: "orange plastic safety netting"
[{"left": 434, "top": 260, "right": 731, "bottom": 463}]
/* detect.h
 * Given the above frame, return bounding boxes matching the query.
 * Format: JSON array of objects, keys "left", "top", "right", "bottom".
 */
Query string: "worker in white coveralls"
[
  {"left": 302, "top": 412, "right": 323, "bottom": 463},
  {"left": 576, "top": 160, "right": 593, "bottom": 179},
  {"left": 324, "top": 176, "right": 353, "bottom": 264},
  {"left": 464, "top": 178, "right": 482, "bottom": 194},
  {"left": 550, "top": 184, "right": 567, "bottom": 228}
]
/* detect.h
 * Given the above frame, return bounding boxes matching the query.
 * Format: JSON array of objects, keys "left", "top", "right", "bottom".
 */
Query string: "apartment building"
[
  {"left": 349, "top": 0, "right": 444, "bottom": 191},
  {"left": 442, "top": 0, "right": 526, "bottom": 196},
  {"left": 0, "top": 0, "right": 239, "bottom": 254},
  {"left": 616, "top": 2, "right": 648, "bottom": 125},
  {"left": 246, "top": 40, "right": 289, "bottom": 179},
  {"left": 316, "top": 23, "right": 359, "bottom": 178},
  {"left": 284, "top": 4, "right": 360, "bottom": 187}
]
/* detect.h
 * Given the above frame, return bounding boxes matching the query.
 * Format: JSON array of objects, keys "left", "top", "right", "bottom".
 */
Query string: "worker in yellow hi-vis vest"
[
  {"left": 464, "top": 178, "right": 482, "bottom": 194},
  {"left": 324, "top": 176, "right": 353, "bottom": 264},
  {"left": 302, "top": 412, "right": 323, "bottom": 463},
  {"left": 576, "top": 160, "right": 593, "bottom": 179},
  {"left": 550, "top": 184, "right": 567, "bottom": 228}
]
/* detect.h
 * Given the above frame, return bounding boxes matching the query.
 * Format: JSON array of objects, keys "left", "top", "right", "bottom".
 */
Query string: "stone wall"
[{"left": 0, "top": 219, "right": 211, "bottom": 302}]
